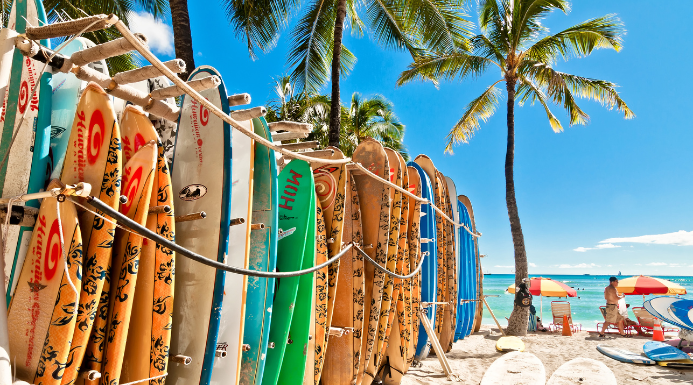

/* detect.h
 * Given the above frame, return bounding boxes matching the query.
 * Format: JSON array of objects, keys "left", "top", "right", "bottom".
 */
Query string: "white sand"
[{"left": 401, "top": 325, "right": 693, "bottom": 385}]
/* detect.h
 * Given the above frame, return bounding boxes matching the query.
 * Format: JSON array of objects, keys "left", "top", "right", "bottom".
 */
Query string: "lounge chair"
[
  {"left": 596, "top": 306, "right": 635, "bottom": 335},
  {"left": 549, "top": 301, "right": 582, "bottom": 333},
  {"left": 632, "top": 306, "right": 677, "bottom": 334}
]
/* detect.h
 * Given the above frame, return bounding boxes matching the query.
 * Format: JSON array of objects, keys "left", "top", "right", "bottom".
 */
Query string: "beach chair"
[
  {"left": 632, "top": 307, "right": 677, "bottom": 334},
  {"left": 549, "top": 301, "right": 582, "bottom": 333},
  {"left": 597, "top": 306, "right": 635, "bottom": 335}
]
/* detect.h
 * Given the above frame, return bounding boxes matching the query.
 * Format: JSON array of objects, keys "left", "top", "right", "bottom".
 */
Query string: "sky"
[{"left": 129, "top": 1, "right": 693, "bottom": 276}]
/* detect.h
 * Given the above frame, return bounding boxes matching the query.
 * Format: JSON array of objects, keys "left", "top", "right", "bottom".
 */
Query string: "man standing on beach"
[{"left": 600, "top": 277, "right": 629, "bottom": 337}]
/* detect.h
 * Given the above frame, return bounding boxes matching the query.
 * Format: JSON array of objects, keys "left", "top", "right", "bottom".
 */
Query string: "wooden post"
[{"left": 483, "top": 297, "right": 506, "bottom": 336}]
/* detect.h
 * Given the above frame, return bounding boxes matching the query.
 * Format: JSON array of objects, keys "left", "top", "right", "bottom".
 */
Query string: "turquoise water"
[{"left": 480, "top": 274, "right": 693, "bottom": 330}]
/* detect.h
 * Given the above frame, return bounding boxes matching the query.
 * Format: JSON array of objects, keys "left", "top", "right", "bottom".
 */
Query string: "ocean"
[{"left": 479, "top": 274, "right": 693, "bottom": 330}]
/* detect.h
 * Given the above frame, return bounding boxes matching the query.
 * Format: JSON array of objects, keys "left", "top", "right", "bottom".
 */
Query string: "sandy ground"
[{"left": 402, "top": 325, "right": 693, "bottom": 385}]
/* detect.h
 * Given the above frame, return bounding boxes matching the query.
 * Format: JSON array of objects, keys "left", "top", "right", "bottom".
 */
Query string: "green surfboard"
[{"left": 261, "top": 159, "right": 315, "bottom": 385}]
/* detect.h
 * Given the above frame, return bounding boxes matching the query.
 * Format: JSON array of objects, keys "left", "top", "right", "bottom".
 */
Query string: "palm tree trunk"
[
  {"left": 328, "top": 0, "right": 347, "bottom": 147},
  {"left": 170, "top": 0, "right": 195, "bottom": 80},
  {"left": 504, "top": 79, "right": 529, "bottom": 336}
]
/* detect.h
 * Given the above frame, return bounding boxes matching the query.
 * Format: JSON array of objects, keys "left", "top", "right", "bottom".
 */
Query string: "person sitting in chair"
[{"left": 599, "top": 276, "right": 631, "bottom": 338}]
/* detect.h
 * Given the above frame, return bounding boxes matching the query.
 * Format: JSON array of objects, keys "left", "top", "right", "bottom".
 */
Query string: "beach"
[{"left": 402, "top": 325, "right": 693, "bottom": 385}]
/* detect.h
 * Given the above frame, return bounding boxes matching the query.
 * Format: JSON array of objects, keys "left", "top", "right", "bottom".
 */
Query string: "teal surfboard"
[
  {"left": 3, "top": 0, "right": 51, "bottom": 302},
  {"left": 239, "top": 117, "right": 278, "bottom": 385},
  {"left": 261, "top": 159, "right": 315, "bottom": 385}
]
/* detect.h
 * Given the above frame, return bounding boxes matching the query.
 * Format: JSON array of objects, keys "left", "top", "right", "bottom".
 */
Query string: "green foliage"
[
  {"left": 265, "top": 76, "right": 408, "bottom": 159},
  {"left": 399, "top": 0, "right": 634, "bottom": 152}
]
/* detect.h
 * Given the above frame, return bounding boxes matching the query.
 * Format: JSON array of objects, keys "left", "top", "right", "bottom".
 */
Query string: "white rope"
[
  {"left": 55, "top": 200, "right": 79, "bottom": 323},
  {"left": 119, "top": 373, "right": 167, "bottom": 385}
]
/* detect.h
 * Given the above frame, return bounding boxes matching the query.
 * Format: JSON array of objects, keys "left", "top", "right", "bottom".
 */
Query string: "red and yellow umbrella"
[
  {"left": 508, "top": 277, "right": 577, "bottom": 319},
  {"left": 617, "top": 275, "right": 687, "bottom": 297}
]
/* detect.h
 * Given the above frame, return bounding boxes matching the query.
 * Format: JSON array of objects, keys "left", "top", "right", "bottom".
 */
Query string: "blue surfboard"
[
  {"left": 644, "top": 297, "right": 689, "bottom": 330},
  {"left": 239, "top": 117, "right": 278, "bottom": 385},
  {"left": 407, "top": 161, "right": 437, "bottom": 360},
  {"left": 668, "top": 300, "right": 693, "bottom": 330},
  {"left": 455, "top": 201, "right": 474, "bottom": 340},
  {"left": 644, "top": 341, "right": 690, "bottom": 362},
  {"left": 597, "top": 345, "right": 655, "bottom": 365}
]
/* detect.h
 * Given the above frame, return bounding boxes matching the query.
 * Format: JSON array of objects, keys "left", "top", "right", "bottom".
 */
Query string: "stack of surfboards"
[{"left": 0, "top": 5, "right": 485, "bottom": 384}]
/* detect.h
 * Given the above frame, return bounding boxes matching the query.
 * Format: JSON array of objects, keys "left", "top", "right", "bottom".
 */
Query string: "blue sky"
[{"left": 132, "top": 1, "right": 693, "bottom": 276}]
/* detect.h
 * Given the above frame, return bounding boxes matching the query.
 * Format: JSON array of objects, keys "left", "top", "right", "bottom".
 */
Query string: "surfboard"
[
  {"left": 643, "top": 297, "right": 688, "bottom": 329},
  {"left": 210, "top": 117, "right": 255, "bottom": 385},
  {"left": 239, "top": 117, "right": 278, "bottom": 385},
  {"left": 547, "top": 358, "right": 616, "bottom": 385},
  {"left": 352, "top": 139, "right": 390, "bottom": 385},
  {"left": 496, "top": 336, "right": 524, "bottom": 352},
  {"left": 262, "top": 159, "right": 315, "bottom": 385},
  {"left": 644, "top": 341, "right": 691, "bottom": 362},
  {"left": 148, "top": 76, "right": 177, "bottom": 169},
  {"left": 99, "top": 142, "right": 156, "bottom": 385},
  {"left": 58, "top": 82, "right": 122, "bottom": 385},
  {"left": 455, "top": 200, "right": 474, "bottom": 341},
  {"left": 444, "top": 177, "right": 462, "bottom": 344},
  {"left": 407, "top": 161, "right": 437, "bottom": 362},
  {"left": 381, "top": 152, "right": 410, "bottom": 384},
  {"left": 303, "top": 194, "right": 327, "bottom": 385},
  {"left": 168, "top": 65, "right": 233, "bottom": 385},
  {"left": 119, "top": 106, "right": 175, "bottom": 385},
  {"left": 480, "top": 351, "right": 546, "bottom": 385},
  {"left": 365, "top": 147, "right": 401, "bottom": 383},
  {"left": 403, "top": 166, "right": 422, "bottom": 374},
  {"left": 437, "top": 173, "right": 455, "bottom": 352},
  {"left": 3, "top": 0, "right": 52, "bottom": 303},
  {"left": 459, "top": 195, "right": 480, "bottom": 334},
  {"left": 8, "top": 197, "right": 82, "bottom": 385},
  {"left": 311, "top": 147, "right": 346, "bottom": 385},
  {"left": 596, "top": 345, "right": 655, "bottom": 365},
  {"left": 321, "top": 172, "right": 364, "bottom": 385},
  {"left": 667, "top": 299, "right": 693, "bottom": 330}
]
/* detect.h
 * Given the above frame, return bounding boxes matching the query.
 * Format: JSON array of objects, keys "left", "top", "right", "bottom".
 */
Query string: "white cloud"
[
  {"left": 128, "top": 12, "right": 174, "bottom": 55},
  {"left": 529, "top": 263, "right": 537, "bottom": 268},
  {"left": 573, "top": 243, "right": 620, "bottom": 252},
  {"left": 647, "top": 262, "right": 668, "bottom": 266},
  {"left": 494, "top": 265, "right": 513, "bottom": 268},
  {"left": 197, "top": 52, "right": 203, "bottom": 56},
  {"left": 600, "top": 230, "right": 693, "bottom": 247},
  {"left": 558, "top": 263, "right": 600, "bottom": 269}
]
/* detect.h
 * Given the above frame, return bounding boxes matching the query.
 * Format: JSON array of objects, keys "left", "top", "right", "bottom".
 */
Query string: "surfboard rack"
[
  {"left": 272, "top": 131, "right": 309, "bottom": 142},
  {"left": 268, "top": 121, "right": 312, "bottom": 133},
  {"left": 148, "top": 205, "right": 171, "bottom": 214},
  {"left": 228, "top": 93, "right": 251, "bottom": 106},
  {"left": 230, "top": 217, "right": 246, "bottom": 226},
  {"left": 250, "top": 223, "right": 265, "bottom": 230},
  {"left": 170, "top": 355, "right": 192, "bottom": 365},
  {"left": 328, "top": 327, "right": 353, "bottom": 337},
  {"left": 175, "top": 211, "right": 207, "bottom": 223},
  {"left": 25, "top": 14, "right": 119, "bottom": 40},
  {"left": 419, "top": 304, "right": 460, "bottom": 382},
  {"left": 79, "top": 370, "right": 101, "bottom": 381},
  {"left": 113, "top": 60, "right": 187, "bottom": 84},
  {"left": 0, "top": 205, "right": 38, "bottom": 227},
  {"left": 215, "top": 350, "right": 227, "bottom": 358},
  {"left": 150, "top": 76, "right": 221, "bottom": 99},
  {"left": 230, "top": 106, "right": 267, "bottom": 121}
]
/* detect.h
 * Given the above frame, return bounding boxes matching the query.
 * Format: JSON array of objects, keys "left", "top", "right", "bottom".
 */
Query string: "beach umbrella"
[
  {"left": 507, "top": 277, "right": 577, "bottom": 320},
  {"left": 617, "top": 275, "right": 687, "bottom": 302}
]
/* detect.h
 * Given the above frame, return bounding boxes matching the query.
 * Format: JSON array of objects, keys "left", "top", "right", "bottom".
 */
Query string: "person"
[{"left": 599, "top": 276, "right": 630, "bottom": 337}]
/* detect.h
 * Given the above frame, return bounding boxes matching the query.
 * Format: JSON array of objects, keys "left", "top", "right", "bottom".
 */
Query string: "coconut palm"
[
  {"left": 169, "top": 0, "right": 194, "bottom": 79},
  {"left": 343, "top": 92, "right": 407, "bottom": 159},
  {"left": 35, "top": 0, "right": 169, "bottom": 75},
  {"left": 288, "top": 0, "right": 472, "bottom": 147},
  {"left": 398, "top": 0, "right": 634, "bottom": 335}
]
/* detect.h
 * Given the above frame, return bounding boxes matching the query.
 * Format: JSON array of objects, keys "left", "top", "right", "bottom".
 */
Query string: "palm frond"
[
  {"left": 223, "top": 0, "right": 299, "bottom": 58},
  {"left": 523, "top": 14, "right": 624, "bottom": 64},
  {"left": 364, "top": 0, "right": 421, "bottom": 54},
  {"left": 397, "top": 51, "right": 499, "bottom": 86},
  {"left": 445, "top": 80, "right": 503, "bottom": 152},
  {"left": 288, "top": 0, "right": 336, "bottom": 93},
  {"left": 402, "top": 0, "right": 474, "bottom": 53},
  {"left": 511, "top": 0, "right": 570, "bottom": 49},
  {"left": 517, "top": 75, "right": 562, "bottom": 132},
  {"left": 478, "top": 0, "right": 510, "bottom": 54},
  {"left": 521, "top": 60, "right": 634, "bottom": 124},
  {"left": 346, "top": 0, "right": 364, "bottom": 37}
]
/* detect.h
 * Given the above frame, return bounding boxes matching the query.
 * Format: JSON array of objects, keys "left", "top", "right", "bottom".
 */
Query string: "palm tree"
[
  {"left": 343, "top": 92, "right": 407, "bottom": 159},
  {"left": 398, "top": 0, "right": 633, "bottom": 335},
  {"left": 37, "top": 0, "right": 168, "bottom": 75},
  {"left": 288, "top": 0, "right": 473, "bottom": 147},
  {"left": 169, "top": 0, "right": 195, "bottom": 80}
]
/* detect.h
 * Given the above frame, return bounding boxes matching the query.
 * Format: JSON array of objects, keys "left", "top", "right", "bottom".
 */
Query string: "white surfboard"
[
  {"left": 547, "top": 358, "right": 616, "bottom": 385},
  {"left": 481, "top": 351, "right": 546, "bottom": 385},
  {"left": 210, "top": 121, "right": 254, "bottom": 385}
]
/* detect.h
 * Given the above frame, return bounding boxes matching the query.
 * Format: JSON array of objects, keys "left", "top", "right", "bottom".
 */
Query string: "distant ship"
[{"left": 618, "top": 271, "right": 622, "bottom": 276}]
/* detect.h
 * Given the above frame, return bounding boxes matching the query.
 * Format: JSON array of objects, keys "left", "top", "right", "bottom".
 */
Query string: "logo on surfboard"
[
  {"left": 179, "top": 184, "right": 207, "bottom": 201},
  {"left": 278, "top": 227, "right": 296, "bottom": 240}
]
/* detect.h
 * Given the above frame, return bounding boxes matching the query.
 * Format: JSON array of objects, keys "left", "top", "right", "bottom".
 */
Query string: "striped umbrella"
[
  {"left": 617, "top": 275, "right": 687, "bottom": 302},
  {"left": 508, "top": 277, "right": 577, "bottom": 320}
]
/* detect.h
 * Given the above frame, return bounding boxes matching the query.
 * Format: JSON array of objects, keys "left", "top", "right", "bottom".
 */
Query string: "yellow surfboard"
[
  {"left": 99, "top": 143, "right": 157, "bottom": 385},
  {"left": 118, "top": 106, "right": 176, "bottom": 385},
  {"left": 8, "top": 197, "right": 83, "bottom": 385},
  {"left": 59, "top": 82, "right": 122, "bottom": 385},
  {"left": 404, "top": 167, "right": 422, "bottom": 373}
]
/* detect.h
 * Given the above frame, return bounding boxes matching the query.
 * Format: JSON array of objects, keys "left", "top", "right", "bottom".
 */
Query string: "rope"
[
  {"left": 119, "top": 373, "right": 167, "bottom": 385},
  {"left": 82, "top": 196, "right": 354, "bottom": 278},
  {"left": 55, "top": 200, "right": 79, "bottom": 321},
  {"left": 353, "top": 243, "right": 428, "bottom": 279}
]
